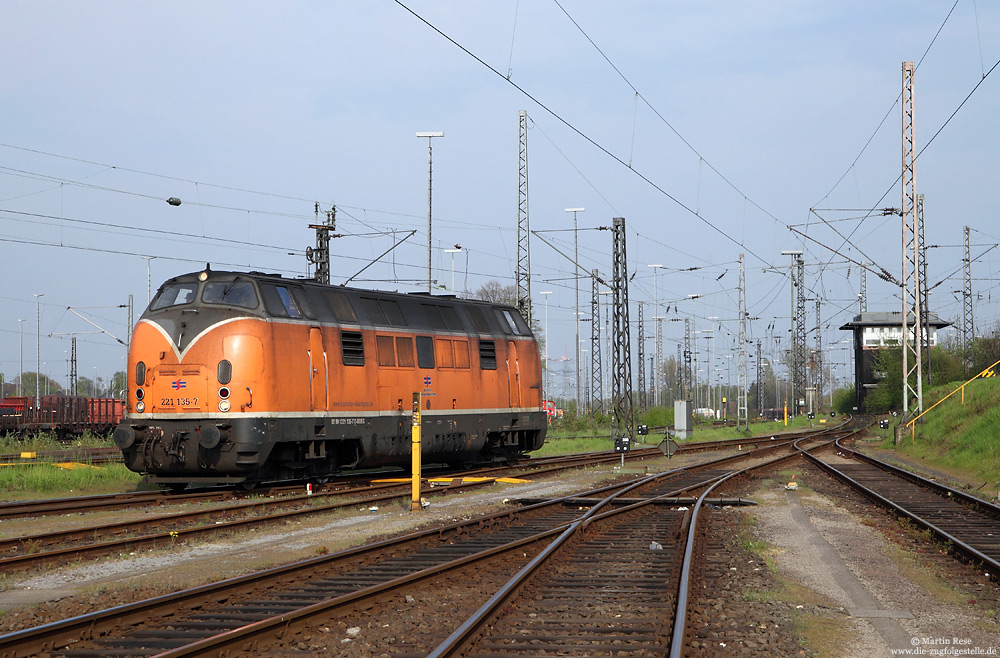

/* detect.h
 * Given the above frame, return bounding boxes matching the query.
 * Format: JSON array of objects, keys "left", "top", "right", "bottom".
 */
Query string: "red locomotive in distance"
[{"left": 114, "top": 267, "right": 547, "bottom": 488}]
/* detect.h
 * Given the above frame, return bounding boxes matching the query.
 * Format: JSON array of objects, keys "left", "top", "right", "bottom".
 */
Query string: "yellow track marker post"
[{"left": 411, "top": 392, "right": 423, "bottom": 512}]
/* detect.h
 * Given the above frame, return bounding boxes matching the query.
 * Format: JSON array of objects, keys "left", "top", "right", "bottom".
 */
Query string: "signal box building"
[{"left": 839, "top": 311, "right": 950, "bottom": 411}]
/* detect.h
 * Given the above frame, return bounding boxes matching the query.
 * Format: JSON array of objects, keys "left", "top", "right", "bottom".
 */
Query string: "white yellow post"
[{"left": 411, "top": 392, "right": 422, "bottom": 512}]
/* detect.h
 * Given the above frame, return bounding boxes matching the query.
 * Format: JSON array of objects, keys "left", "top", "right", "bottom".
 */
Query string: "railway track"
[
  {"left": 0, "top": 423, "right": 854, "bottom": 657},
  {"left": 807, "top": 438, "right": 1000, "bottom": 576},
  {"left": 0, "top": 433, "right": 821, "bottom": 575}
]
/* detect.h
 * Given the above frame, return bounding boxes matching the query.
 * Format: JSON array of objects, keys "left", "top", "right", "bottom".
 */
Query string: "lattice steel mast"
[
  {"left": 683, "top": 318, "right": 693, "bottom": 400},
  {"left": 755, "top": 339, "right": 763, "bottom": 414},
  {"left": 610, "top": 217, "right": 634, "bottom": 444},
  {"left": 591, "top": 270, "right": 603, "bottom": 414},
  {"left": 637, "top": 301, "right": 646, "bottom": 411},
  {"left": 860, "top": 262, "right": 868, "bottom": 313},
  {"left": 516, "top": 111, "right": 532, "bottom": 325},
  {"left": 963, "top": 225, "right": 974, "bottom": 375},
  {"left": 737, "top": 254, "right": 748, "bottom": 429},
  {"left": 307, "top": 202, "right": 336, "bottom": 285},
  {"left": 901, "top": 60, "right": 923, "bottom": 417},
  {"left": 814, "top": 298, "right": 823, "bottom": 408},
  {"left": 918, "top": 194, "right": 931, "bottom": 385},
  {"left": 792, "top": 255, "right": 807, "bottom": 414}
]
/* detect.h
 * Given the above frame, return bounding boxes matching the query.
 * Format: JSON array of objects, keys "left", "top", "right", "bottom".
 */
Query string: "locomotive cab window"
[
  {"left": 150, "top": 283, "right": 198, "bottom": 310},
  {"left": 275, "top": 286, "right": 303, "bottom": 318},
  {"left": 202, "top": 281, "right": 259, "bottom": 309},
  {"left": 497, "top": 309, "right": 527, "bottom": 336}
]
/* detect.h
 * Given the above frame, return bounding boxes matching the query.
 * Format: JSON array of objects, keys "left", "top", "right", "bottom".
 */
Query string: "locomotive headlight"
[
  {"left": 135, "top": 388, "right": 145, "bottom": 401},
  {"left": 136, "top": 400, "right": 146, "bottom": 413},
  {"left": 218, "top": 400, "right": 231, "bottom": 412},
  {"left": 198, "top": 270, "right": 209, "bottom": 281}
]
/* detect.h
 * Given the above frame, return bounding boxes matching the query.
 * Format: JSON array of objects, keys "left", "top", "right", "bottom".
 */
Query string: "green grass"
[
  {"left": 535, "top": 412, "right": 820, "bottom": 457},
  {"left": 0, "top": 431, "right": 115, "bottom": 454},
  {"left": 0, "top": 462, "right": 142, "bottom": 499},
  {"left": 894, "top": 378, "right": 1000, "bottom": 496}
]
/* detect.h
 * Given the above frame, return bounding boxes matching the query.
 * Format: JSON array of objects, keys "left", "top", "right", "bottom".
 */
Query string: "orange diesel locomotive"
[{"left": 114, "top": 268, "right": 546, "bottom": 487}]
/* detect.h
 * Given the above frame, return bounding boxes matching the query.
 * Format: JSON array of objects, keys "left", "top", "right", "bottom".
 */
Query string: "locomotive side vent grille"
[
  {"left": 478, "top": 340, "right": 497, "bottom": 370},
  {"left": 341, "top": 331, "right": 365, "bottom": 366}
]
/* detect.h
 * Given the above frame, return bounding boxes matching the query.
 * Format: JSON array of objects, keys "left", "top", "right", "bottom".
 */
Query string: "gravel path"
[{"left": 753, "top": 473, "right": 1000, "bottom": 658}]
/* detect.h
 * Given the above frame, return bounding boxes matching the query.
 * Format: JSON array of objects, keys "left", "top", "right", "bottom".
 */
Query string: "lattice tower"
[
  {"left": 637, "top": 301, "right": 646, "bottom": 411},
  {"left": 611, "top": 217, "right": 634, "bottom": 443},
  {"left": 516, "top": 111, "right": 532, "bottom": 325},
  {"left": 901, "top": 60, "right": 923, "bottom": 417},
  {"left": 737, "top": 253, "right": 748, "bottom": 429},
  {"left": 792, "top": 256, "right": 807, "bottom": 413},
  {"left": 963, "top": 225, "right": 974, "bottom": 375}
]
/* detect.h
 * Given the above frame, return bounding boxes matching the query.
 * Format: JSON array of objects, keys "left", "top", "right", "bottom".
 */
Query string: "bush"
[{"left": 833, "top": 385, "right": 855, "bottom": 414}]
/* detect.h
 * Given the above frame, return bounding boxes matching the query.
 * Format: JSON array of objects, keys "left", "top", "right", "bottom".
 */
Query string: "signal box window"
[
  {"left": 151, "top": 283, "right": 198, "bottom": 310},
  {"left": 203, "top": 281, "right": 259, "bottom": 309}
]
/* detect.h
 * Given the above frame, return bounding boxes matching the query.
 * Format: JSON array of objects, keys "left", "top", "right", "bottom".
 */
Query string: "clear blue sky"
[{"left": 2, "top": 1, "right": 998, "bottom": 397}]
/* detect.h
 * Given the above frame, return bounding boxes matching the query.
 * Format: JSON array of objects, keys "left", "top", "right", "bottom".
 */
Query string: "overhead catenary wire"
[{"left": 394, "top": 0, "right": 773, "bottom": 266}]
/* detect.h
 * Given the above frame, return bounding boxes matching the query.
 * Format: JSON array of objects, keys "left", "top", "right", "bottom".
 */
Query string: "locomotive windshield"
[
  {"left": 150, "top": 283, "right": 198, "bottom": 310},
  {"left": 203, "top": 280, "right": 259, "bottom": 309}
]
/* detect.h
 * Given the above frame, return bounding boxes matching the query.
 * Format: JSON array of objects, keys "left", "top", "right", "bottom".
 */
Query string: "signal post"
[{"left": 411, "top": 392, "right": 423, "bottom": 512}]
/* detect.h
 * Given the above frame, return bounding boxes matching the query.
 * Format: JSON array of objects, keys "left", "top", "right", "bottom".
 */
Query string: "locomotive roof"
[{"left": 152, "top": 269, "right": 534, "bottom": 339}]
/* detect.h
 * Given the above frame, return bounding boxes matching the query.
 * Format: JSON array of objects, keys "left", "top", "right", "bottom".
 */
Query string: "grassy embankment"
[
  {"left": 0, "top": 432, "right": 141, "bottom": 500},
  {"left": 888, "top": 377, "right": 1000, "bottom": 497}
]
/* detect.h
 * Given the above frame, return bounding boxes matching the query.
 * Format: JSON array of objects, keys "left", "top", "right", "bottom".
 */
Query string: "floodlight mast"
[
  {"left": 565, "top": 207, "right": 585, "bottom": 415},
  {"left": 416, "top": 131, "right": 445, "bottom": 293}
]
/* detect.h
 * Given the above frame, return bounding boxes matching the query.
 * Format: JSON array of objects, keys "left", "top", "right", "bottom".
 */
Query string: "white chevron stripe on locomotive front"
[{"left": 138, "top": 316, "right": 260, "bottom": 363}]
